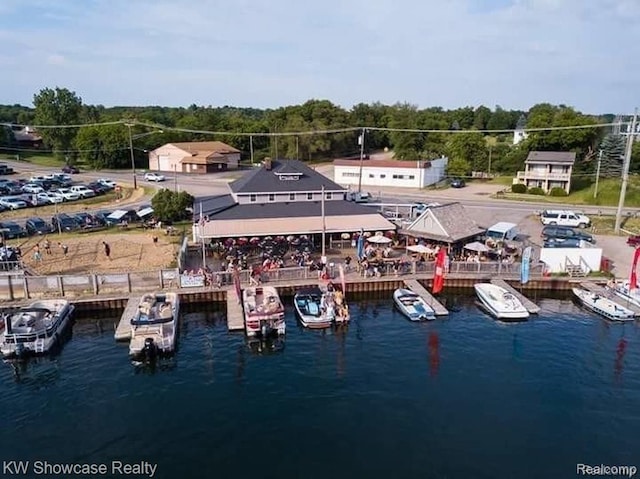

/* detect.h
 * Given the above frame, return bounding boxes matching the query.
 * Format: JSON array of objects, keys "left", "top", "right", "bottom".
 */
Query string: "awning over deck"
[{"left": 197, "top": 214, "right": 395, "bottom": 239}]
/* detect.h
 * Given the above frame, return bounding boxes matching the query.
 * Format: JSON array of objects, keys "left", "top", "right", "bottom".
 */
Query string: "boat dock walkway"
[
  {"left": 403, "top": 279, "right": 449, "bottom": 316},
  {"left": 579, "top": 281, "right": 640, "bottom": 316},
  {"left": 491, "top": 279, "right": 541, "bottom": 314},
  {"left": 226, "top": 290, "right": 245, "bottom": 331},
  {"left": 114, "top": 296, "right": 140, "bottom": 341}
]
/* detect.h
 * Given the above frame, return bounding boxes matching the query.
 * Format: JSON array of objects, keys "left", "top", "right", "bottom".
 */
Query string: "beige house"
[
  {"left": 404, "top": 203, "right": 485, "bottom": 244},
  {"left": 513, "top": 151, "right": 576, "bottom": 194},
  {"left": 148, "top": 141, "right": 240, "bottom": 174}
]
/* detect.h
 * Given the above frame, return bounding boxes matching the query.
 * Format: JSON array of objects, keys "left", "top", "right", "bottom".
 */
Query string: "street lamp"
[{"left": 125, "top": 123, "right": 163, "bottom": 189}]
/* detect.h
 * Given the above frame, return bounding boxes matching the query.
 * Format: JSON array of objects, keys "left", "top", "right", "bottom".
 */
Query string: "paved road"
[{"left": 2, "top": 159, "right": 636, "bottom": 277}]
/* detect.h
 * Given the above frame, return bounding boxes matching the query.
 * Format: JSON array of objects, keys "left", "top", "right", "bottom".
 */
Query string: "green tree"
[
  {"left": 0, "top": 125, "right": 12, "bottom": 147},
  {"left": 387, "top": 103, "right": 422, "bottom": 159},
  {"left": 599, "top": 134, "right": 625, "bottom": 177},
  {"left": 151, "top": 189, "right": 194, "bottom": 222},
  {"left": 74, "top": 124, "right": 129, "bottom": 169},
  {"left": 473, "top": 105, "right": 492, "bottom": 130},
  {"left": 445, "top": 132, "right": 487, "bottom": 172},
  {"left": 446, "top": 157, "right": 471, "bottom": 177},
  {"left": 630, "top": 141, "right": 640, "bottom": 174},
  {"left": 33, "top": 87, "right": 83, "bottom": 159}
]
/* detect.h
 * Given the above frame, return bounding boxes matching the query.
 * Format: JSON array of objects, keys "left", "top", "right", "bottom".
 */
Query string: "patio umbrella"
[
  {"left": 367, "top": 235, "right": 393, "bottom": 244},
  {"left": 407, "top": 244, "right": 433, "bottom": 254},
  {"left": 464, "top": 241, "right": 490, "bottom": 252}
]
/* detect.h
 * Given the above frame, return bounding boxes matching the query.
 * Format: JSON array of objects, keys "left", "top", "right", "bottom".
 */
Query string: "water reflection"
[
  {"left": 614, "top": 336, "right": 627, "bottom": 383},
  {"left": 132, "top": 357, "right": 177, "bottom": 375},
  {"left": 428, "top": 332, "right": 440, "bottom": 377},
  {"left": 246, "top": 337, "right": 285, "bottom": 355},
  {"left": 4, "top": 356, "right": 61, "bottom": 384}
]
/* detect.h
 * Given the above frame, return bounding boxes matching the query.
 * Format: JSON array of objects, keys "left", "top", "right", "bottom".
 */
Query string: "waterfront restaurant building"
[
  {"left": 333, "top": 157, "right": 448, "bottom": 189},
  {"left": 195, "top": 158, "right": 395, "bottom": 240},
  {"left": 403, "top": 203, "right": 485, "bottom": 244}
]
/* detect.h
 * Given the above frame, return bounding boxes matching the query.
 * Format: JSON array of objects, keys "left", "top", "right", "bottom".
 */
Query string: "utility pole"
[
  {"left": 296, "top": 136, "right": 299, "bottom": 161},
  {"left": 488, "top": 146, "right": 492, "bottom": 176},
  {"left": 357, "top": 128, "right": 366, "bottom": 193},
  {"left": 614, "top": 109, "right": 638, "bottom": 234},
  {"left": 594, "top": 150, "right": 602, "bottom": 199},
  {"left": 249, "top": 135, "right": 254, "bottom": 164},
  {"left": 126, "top": 123, "right": 137, "bottom": 189}
]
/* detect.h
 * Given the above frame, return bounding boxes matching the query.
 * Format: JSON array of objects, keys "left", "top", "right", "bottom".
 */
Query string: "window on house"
[
  {"left": 268, "top": 194, "right": 275, "bottom": 202},
  {"left": 191, "top": 164, "right": 197, "bottom": 171},
  {"left": 392, "top": 174, "right": 398, "bottom": 179},
  {"left": 380, "top": 174, "right": 386, "bottom": 178},
  {"left": 369, "top": 174, "right": 374, "bottom": 178},
  {"left": 326, "top": 192, "right": 332, "bottom": 200},
  {"left": 289, "top": 193, "right": 295, "bottom": 201},
  {"left": 307, "top": 193, "right": 313, "bottom": 200},
  {"left": 341, "top": 172, "right": 360, "bottom": 177},
  {"left": 409, "top": 175, "right": 415, "bottom": 179},
  {"left": 250, "top": 194, "right": 256, "bottom": 202}
]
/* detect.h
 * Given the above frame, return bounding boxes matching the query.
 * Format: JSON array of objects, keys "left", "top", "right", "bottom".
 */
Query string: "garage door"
[{"left": 157, "top": 155, "right": 171, "bottom": 171}]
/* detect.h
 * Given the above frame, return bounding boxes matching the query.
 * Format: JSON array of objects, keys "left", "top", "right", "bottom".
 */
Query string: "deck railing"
[{"left": 0, "top": 261, "right": 541, "bottom": 301}]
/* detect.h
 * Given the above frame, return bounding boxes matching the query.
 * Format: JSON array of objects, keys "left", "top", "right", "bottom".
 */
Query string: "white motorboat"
[
  {"left": 393, "top": 288, "right": 436, "bottom": 321},
  {"left": 1, "top": 299, "right": 75, "bottom": 358},
  {"left": 609, "top": 280, "right": 640, "bottom": 309},
  {"left": 129, "top": 292, "right": 180, "bottom": 360},
  {"left": 474, "top": 283, "right": 530, "bottom": 320},
  {"left": 243, "top": 286, "right": 286, "bottom": 337},
  {"left": 572, "top": 287, "right": 635, "bottom": 321},
  {"left": 294, "top": 286, "right": 350, "bottom": 328}
]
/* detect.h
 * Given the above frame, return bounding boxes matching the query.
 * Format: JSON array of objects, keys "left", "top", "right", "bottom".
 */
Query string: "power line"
[{"left": 3, "top": 119, "right": 628, "bottom": 137}]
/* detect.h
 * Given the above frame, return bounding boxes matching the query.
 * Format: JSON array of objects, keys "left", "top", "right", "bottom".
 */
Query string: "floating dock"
[
  {"left": 491, "top": 279, "right": 541, "bottom": 314},
  {"left": 403, "top": 279, "right": 449, "bottom": 316},
  {"left": 226, "top": 290, "right": 245, "bottom": 331},
  {"left": 578, "top": 281, "right": 640, "bottom": 316},
  {"left": 114, "top": 296, "right": 140, "bottom": 341}
]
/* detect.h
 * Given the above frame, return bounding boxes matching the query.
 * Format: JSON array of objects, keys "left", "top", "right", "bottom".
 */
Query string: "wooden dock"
[
  {"left": 403, "top": 279, "right": 449, "bottom": 316},
  {"left": 226, "top": 291, "right": 245, "bottom": 331},
  {"left": 578, "top": 281, "right": 640, "bottom": 316},
  {"left": 491, "top": 279, "right": 541, "bottom": 314},
  {"left": 114, "top": 295, "right": 141, "bottom": 341}
]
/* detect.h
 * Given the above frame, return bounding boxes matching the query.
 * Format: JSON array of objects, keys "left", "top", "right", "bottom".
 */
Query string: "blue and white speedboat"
[{"left": 393, "top": 288, "right": 436, "bottom": 321}]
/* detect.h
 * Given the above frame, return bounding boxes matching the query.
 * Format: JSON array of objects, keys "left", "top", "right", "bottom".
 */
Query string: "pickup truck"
[{"left": 69, "top": 185, "right": 97, "bottom": 198}]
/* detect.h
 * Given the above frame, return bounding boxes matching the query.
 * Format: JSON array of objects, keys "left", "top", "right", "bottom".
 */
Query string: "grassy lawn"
[
  {"left": 590, "top": 215, "right": 640, "bottom": 235},
  {"left": 486, "top": 175, "right": 514, "bottom": 186},
  {"left": 495, "top": 177, "right": 640, "bottom": 208}
]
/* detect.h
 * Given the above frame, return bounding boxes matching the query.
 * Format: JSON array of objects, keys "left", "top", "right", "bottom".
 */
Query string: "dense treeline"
[{"left": 0, "top": 87, "right": 638, "bottom": 176}]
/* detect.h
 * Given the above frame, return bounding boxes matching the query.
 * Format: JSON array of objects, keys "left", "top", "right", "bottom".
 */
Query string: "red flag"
[
  {"left": 432, "top": 248, "right": 446, "bottom": 294},
  {"left": 630, "top": 248, "right": 640, "bottom": 290}
]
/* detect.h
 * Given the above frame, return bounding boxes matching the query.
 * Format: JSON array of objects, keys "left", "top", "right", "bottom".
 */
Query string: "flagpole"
[
  {"left": 200, "top": 202, "right": 206, "bottom": 269},
  {"left": 321, "top": 185, "right": 326, "bottom": 259}
]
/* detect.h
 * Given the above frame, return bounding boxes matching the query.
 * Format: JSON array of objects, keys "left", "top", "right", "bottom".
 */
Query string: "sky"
[{"left": 0, "top": 0, "right": 638, "bottom": 114}]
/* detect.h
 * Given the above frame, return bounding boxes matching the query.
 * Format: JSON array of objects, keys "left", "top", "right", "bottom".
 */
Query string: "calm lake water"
[{"left": 1, "top": 290, "right": 639, "bottom": 479}]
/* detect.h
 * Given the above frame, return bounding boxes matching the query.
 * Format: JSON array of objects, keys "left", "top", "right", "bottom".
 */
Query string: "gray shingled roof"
[
  {"left": 525, "top": 151, "right": 576, "bottom": 164},
  {"left": 206, "top": 200, "right": 381, "bottom": 221},
  {"left": 408, "top": 202, "right": 485, "bottom": 243},
  {"left": 229, "top": 159, "right": 345, "bottom": 193}
]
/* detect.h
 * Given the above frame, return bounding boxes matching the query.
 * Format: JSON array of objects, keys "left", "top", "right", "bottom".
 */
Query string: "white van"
[{"left": 486, "top": 222, "right": 518, "bottom": 242}]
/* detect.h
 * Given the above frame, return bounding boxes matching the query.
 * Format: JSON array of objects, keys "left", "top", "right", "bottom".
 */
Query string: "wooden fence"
[{"left": 0, "top": 260, "right": 541, "bottom": 301}]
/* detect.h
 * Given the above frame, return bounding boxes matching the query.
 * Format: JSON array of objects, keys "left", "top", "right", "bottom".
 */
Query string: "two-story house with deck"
[
  {"left": 195, "top": 158, "right": 395, "bottom": 241},
  {"left": 513, "top": 151, "right": 576, "bottom": 194}
]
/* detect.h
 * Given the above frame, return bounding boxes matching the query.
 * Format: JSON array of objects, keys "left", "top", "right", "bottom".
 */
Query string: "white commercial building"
[{"left": 333, "top": 157, "right": 448, "bottom": 189}]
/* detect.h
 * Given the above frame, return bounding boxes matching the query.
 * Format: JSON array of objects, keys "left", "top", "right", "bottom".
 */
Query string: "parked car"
[
  {"left": 97, "top": 178, "right": 117, "bottom": 189},
  {"left": 541, "top": 225, "right": 594, "bottom": 243},
  {"left": 51, "top": 213, "right": 80, "bottom": 232},
  {"left": 0, "top": 221, "right": 27, "bottom": 239},
  {"left": 450, "top": 178, "right": 466, "bottom": 188},
  {"left": 36, "top": 191, "right": 64, "bottom": 204},
  {"left": 93, "top": 210, "right": 113, "bottom": 226},
  {"left": 0, "top": 182, "right": 23, "bottom": 195},
  {"left": 21, "top": 183, "right": 45, "bottom": 194},
  {"left": 540, "top": 210, "right": 591, "bottom": 228},
  {"left": 69, "top": 185, "right": 97, "bottom": 198},
  {"left": 144, "top": 172, "right": 166, "bottom": 182},
  {"left": 0, "top": 163, "right": 14, "bottom": 175},
  {"left": 62, "top": 165, "right": 80, "bottom": 174},
  {"left": 20, "top": 194, "right": 49, "bottom": 207},
  {"left": 86, "top": 181, "right": 108, "bottom": 195},
  {"left": 0, "top": 197, "right": 28, "bottom": 210},
  {"left": 54, "top": 188, "right": 81, "bottom": 202},
  {"left": 627, "top": 234, "right": 640, "bottom": 247},
  {"left": 73, "top": 212, "right": 100, "bottom": 229},
  {"left": 25, "top": 217, "right": 54, "bottom": 235},
  {"left": 543, "top": 237, "right": 582, "bottom": 248},
  {"left": 29, "top": 175, "right": 48, "bottom": 183}
]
